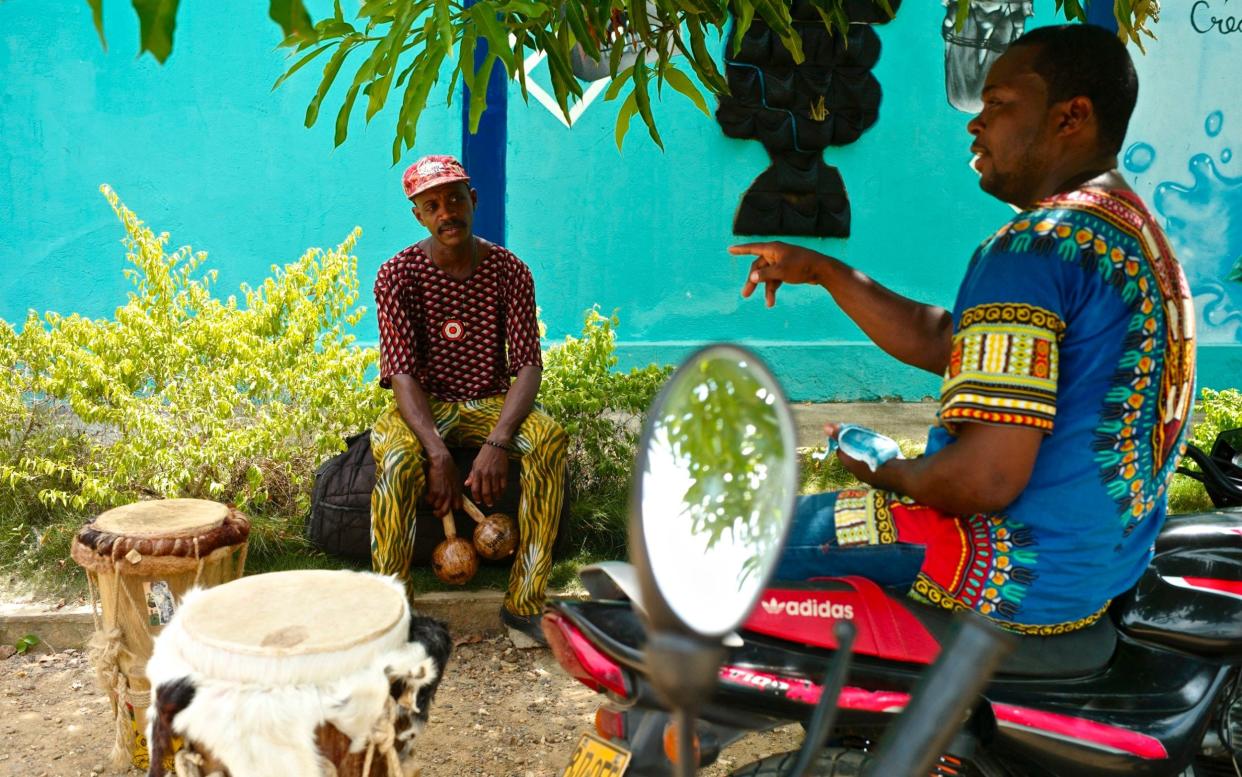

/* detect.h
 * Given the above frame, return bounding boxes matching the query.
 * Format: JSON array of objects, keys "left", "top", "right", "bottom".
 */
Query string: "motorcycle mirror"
[
  {"left": 629, "top": 344, "right": 798, "bottom": 777},
  {"left": 630, "top": 344, "right": 799, "bottom": 640}
]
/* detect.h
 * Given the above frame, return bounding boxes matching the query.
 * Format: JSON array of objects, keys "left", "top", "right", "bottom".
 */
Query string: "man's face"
[
  {"left": 412, "top": 182, "right": 477, "bottom": 248},
  {"left": 967, "top": 46, "right": 1057, "bottom": 207}
]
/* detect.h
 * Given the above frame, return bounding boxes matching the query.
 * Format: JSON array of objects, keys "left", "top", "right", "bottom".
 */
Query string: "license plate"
[{"left": 563, "top": 731, "right": 631, "bottom": 777}]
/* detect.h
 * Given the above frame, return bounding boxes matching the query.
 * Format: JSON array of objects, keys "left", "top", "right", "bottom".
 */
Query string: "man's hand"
[
  {"left": 426, "top": 451, "right": 462, "bottom": 516},
  {"left": 833, "top": 421, "right": 1042, "bottom": 516},
  {"left": 732, "top": 241, "right": 830, "bottom": 308},
  {"left": 465, "top": 444, "right": 509, "bottom": 507},
  {"left": 823, "top": 422, "right": 884, "bottom": 486}
]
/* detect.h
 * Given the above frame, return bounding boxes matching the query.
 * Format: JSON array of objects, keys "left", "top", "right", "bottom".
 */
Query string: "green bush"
[
  {"left": 1169, "top": 387, "right": 1242, "bottom": 513},
  {"left": 540, "top": 309, "right": 671, "bottom": 557},
  {"left": 0, "top": 188, "right": 667, "bottom": 592},
  {"left": 0, "top": 187, "right": 387, "bottom": 587},
  {"left": 1190, "top": 388, "right": 1242, "bottom": 452}
]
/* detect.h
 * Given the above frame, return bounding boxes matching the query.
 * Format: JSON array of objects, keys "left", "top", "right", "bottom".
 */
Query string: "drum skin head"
[
  {"left": 180, "top": 570, "right": 406, "bottom": 658},
  {"left": 94, "top": 498, "right": 228, "bottom": 537}
]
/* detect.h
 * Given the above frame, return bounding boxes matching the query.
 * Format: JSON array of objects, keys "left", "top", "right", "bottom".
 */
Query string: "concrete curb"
[{"left": 0, "top": 589, "right": 547, "bottom": 652}]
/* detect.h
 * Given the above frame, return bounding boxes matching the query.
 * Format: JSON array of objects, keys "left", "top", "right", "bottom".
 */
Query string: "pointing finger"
[{"left": 729, "top": 242, "right": 770, "bottom": 257}]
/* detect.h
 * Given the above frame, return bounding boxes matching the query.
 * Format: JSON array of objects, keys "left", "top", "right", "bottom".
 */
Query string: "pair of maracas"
[{"left": 431, "top": 496, "right": 518, "bottom": 585}]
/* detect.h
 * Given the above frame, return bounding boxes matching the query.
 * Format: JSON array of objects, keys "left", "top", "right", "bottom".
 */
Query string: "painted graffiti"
[
  {"left": 1191, "top": 0, "right": 1242, "bottom": 35},
  {"left": 1129, "top": 111, "right": 1242, "bottom": 342}
]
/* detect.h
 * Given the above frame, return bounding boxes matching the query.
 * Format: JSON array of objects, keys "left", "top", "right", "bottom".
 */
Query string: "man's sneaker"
[{"left": 500, "top": 606, "right": 548, "bottom": 649}]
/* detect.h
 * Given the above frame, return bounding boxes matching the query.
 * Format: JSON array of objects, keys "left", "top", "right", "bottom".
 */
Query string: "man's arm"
[
  {"left": 465, "top": 365, "right": 541, "bottom": 506},
  {"left": 839, "top": 422, "right": 1043, "bottom": 515},
  {"left": 732, "top": 242, "right": 954, "bottom": 375},
  {"left": 390, "top": 373, "right": 460, "bottom": 515}
]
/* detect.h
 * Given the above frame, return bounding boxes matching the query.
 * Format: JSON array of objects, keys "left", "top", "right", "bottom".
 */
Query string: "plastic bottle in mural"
[
  {"left": 941, "top": 0, "right": 1034, "bottom": 113},
  {"left": 716, "top": 0, "right": 901, "bottom": 237},
  {"left": 1128, "top": 111, "right": 1242, "bottom": 342}
]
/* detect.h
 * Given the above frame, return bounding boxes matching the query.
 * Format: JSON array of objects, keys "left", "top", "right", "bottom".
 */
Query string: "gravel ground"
[{"left": 1, "top": 635, "right": 799, "bottom": 777}]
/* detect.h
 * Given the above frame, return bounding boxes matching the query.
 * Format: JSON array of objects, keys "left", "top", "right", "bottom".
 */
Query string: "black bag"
[{"left": 306, "top": 431, "right": 376, "bottom": 562}]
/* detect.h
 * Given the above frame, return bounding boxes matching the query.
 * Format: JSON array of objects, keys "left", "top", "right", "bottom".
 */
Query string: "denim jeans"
[{"left": 774, "top": 491, "right": 926, "bottom": 589}]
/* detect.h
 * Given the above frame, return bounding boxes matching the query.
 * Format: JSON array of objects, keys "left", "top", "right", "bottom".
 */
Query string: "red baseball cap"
[{"left": 402, "top": 155, "right": 471, "bottom": 200}]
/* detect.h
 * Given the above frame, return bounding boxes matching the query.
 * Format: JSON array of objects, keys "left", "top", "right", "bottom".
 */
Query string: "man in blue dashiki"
[{"left": 731, "top": 24, "right": 1196, "bottom": 635}]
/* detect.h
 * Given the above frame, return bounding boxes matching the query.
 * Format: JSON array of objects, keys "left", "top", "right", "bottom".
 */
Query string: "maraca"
[
  {"left": 461, "top": 496, "right": 518, "bottom": 561},
  {"left": 431, "top": 510, "right": 478, "bottom": 585}
]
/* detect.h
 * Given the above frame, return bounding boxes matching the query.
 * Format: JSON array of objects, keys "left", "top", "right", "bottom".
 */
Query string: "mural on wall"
[
  {"left": 941, "top": 0, "right": 1034, "bottom": 113},
  {"left": 1122, "top": 2, "right": 1239, "bottom": 345},
  {"left": 717, "top": 0, "right": 901, "bottom": 237},
  {"left": 1127, "top": 111, "right": 1242, "bottom": 342}
]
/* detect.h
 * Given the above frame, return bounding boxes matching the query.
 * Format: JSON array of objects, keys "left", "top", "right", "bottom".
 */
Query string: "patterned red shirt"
[{"left": 374, "top": 242, "right": 542, "bottom": 401}]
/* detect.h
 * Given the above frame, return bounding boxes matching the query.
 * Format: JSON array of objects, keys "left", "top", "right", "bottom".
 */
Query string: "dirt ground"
[{"left": 0, "top": 635, "right": 799, "bottom": 777}]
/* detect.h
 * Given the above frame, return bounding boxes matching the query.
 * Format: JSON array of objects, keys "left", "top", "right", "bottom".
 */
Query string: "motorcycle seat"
[{"left": 904, "top": 599, "right": 1117, "bottom": 679}]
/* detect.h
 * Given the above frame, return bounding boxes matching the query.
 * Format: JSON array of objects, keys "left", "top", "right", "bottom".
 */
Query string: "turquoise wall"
[{"left": 1, "top": 1, "right": 1239, "bottom": 400}]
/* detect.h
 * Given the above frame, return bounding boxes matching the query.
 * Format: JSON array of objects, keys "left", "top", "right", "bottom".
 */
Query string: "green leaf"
[
  {"left": 686, "top": 19, "right": 726, "bottom": 93},
  {"left": 273, "top": 42, "right": 335, "bottom": 91},
  {"left": 541, "top": 24, "right": 583, "bottom": 116},
  {"left": 457, "top": 27, "right": 479, "bottom": 92},
  {"left": 614, "top": 90, "right": 639, "bottom": 150},
  {"left": 630, "top": 65, "right": 663, "bottom": 148},
  {"left": 563, "top": 1, "right": 599, "bottom": 61},
  {"left": 468, "top": 52, "right": 499, "bottom": 133},
  {"left": 627, "top": 0, "right": 656, "bottom": 48},
  {"left": 86, "top": 0, "right": 107, "bottom": 50},
  {"left": 663, "top": 65, "right": 709, "bottom": 116},
  {"left": 731, "top": 1, "right": 755, "bottom": 56},
  {"left": 130, "top": 0, "right": 180, "bottom": 63},
  {"left": 334, "top": 83, "right": 361, "bottom": 146},
  {"left": 468, "top": 3, "right": 516, "bottom": 73},
  {"left": 608, "top": 25, "right": 627, "bottom": 74},
  {"left": 435, "top": 0, "right": 454, "bottom": 58},
  {"left": 15, "top": 634, "right": 39, "bottom": 655},
  {"left": 269, "top": 0, "right": 314, "bottom": 40},
  {"left": 954, "top": 0, "right": 969, "bottom": 32},
  {"left": 605, "top": 65, "right": 635, "bottom": 102},
  {"left": 305, "top": 41, "right": 357, "bottom": 127}
]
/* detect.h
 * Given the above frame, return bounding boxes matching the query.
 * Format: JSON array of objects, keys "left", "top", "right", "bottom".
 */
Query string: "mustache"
[{"left": 438, "top": 220, "right": 467, "bottom": 233}]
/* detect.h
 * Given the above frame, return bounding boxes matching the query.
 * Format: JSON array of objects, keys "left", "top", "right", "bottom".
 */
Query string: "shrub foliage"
[{"left": 0, "top": 189, "right": 666, "bottom": 586}]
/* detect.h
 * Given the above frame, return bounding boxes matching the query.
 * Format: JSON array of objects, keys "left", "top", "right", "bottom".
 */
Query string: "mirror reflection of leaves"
[{"left": 652, "top": 357, "right": 787, "bottom": 588}]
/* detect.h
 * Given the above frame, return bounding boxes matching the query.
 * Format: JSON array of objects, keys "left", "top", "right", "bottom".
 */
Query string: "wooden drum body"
[
  {"left": 70, "top": 499, "right": 250, "bottom": 770},
  {"left": 146, "top": 570, "right": 450, "bottom": 777}
]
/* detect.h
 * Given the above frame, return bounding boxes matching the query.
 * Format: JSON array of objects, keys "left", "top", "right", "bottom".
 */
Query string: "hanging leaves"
[
  {"left": 84, "top": 0, "right": 1163, "bottom": 156},
  {"left": 130, "top": 0, "right": 180, "bottom": 63}
]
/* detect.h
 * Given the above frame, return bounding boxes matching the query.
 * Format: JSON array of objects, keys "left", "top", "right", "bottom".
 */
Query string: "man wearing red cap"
[{"left": 371, "top": 155, "right": 567, "bottom": 645}]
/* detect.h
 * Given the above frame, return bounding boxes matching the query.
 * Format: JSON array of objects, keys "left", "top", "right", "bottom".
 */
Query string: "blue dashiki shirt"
[{"left": 837, "top": 187, "right": 1197, "bottom": 634}]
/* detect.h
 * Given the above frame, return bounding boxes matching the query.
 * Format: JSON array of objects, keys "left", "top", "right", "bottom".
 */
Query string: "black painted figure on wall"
[{"left": 718, "top": 0, "right": 901, "bottom": 237}]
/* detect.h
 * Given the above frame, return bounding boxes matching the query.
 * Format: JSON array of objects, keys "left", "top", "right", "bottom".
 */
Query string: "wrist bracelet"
[{"left": 484, "top": 439, "right": 510, "bottom": 451}]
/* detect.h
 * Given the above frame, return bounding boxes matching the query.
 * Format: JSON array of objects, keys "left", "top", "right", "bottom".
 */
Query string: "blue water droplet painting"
[
  {"left": 1124, "top": 142, "right": 1156, "bottom": 173},
  {"left": 1206, "top": 110, "right": 1224, "bottom": 138}
]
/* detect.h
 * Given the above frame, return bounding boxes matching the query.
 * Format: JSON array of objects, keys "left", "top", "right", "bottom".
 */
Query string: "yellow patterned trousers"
[{"left": 370, "top": 397, "right": 568, "bottom": 616}]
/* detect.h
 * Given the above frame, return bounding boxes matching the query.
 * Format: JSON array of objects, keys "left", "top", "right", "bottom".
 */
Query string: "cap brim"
[{"left": 407, "top": 174, "right": 472, "bottom": 200}]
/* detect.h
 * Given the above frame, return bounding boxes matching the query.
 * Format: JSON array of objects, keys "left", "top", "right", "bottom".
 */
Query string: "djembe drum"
[
  {"left": 145, "top": 570, "right": 448, "bottom": 777},
  {"left": 70, "top": 498, "right": 250, "bottom": 771}
]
